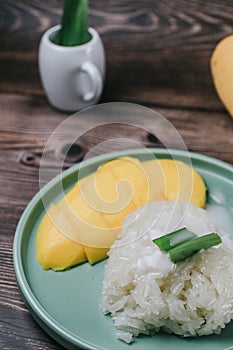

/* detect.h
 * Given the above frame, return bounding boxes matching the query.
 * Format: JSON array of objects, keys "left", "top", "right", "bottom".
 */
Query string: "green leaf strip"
[
  {"left": 153, "top": 227, "right": 196, "bottom": 252},
  {"left": 168, "top": 233, "right": 222, "bottom": 263}
]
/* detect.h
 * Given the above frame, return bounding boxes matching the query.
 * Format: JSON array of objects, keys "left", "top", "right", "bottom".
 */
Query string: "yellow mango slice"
[
  {"left": 104, "top": 157, "right": 149, "bottom": 207},
  {"left": 142, "top": 159, "right": 206, "bottom": 208},
  {"left": 78, "top": 164, "right": 120, "bottom": 212},
  {"left": 138, "top": 158, "right": 165, "bottom": 206},
  {"left": 36, "top": 204, "right": 87, "bottom": 271},
  {"left": 39, "top": 168, "right": 120, "bottom": 267},
  {"left": 84, "top": 246, "right": 109, "bottom": 265},
  {"left": 96, "top": 157, "right": 141, "bottom": 228},
  {"left": 211, "top": 34, "right": 233, "bottom": 118},
  {"left": 53, "top": 197, "right": 115, "bottom": 249},
  {"left": 59, "top": 176, "right": 117, "bottom": 249}
]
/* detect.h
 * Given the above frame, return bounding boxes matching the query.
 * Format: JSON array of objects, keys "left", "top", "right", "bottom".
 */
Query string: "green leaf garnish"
[
  {"left": 153, "top": 227, "right": 196, "bottom": 252},
  {"left": 168, "top": 233, "right": 222, "bottom": 263},
  {"left": 153, "top": 228, "right": 222, "bottom": 263}
]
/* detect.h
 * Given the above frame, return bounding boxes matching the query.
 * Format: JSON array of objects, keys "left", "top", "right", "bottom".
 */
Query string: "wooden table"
[{"left": 1, "top": 1, "right": 233, "bottom": 349}]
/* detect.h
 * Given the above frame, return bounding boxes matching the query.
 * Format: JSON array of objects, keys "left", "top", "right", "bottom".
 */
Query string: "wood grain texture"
[
  {"left": 0, "top": 0, "right": 233, "bottom": 349},
  {"left": 0, "top": 0, "right": 233, "bottom": 109}
]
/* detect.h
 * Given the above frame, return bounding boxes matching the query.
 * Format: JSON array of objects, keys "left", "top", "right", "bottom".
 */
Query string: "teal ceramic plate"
[{"left": 13, "top": 148, "right": 233, "bottom": 350}]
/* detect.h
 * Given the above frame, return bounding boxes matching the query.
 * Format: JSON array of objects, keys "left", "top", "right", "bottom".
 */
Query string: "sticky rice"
[{"left": 101, "top": 201, "right": 233, "bottom": 343}]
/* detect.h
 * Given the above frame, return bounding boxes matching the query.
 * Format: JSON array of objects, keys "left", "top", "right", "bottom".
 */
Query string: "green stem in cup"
[{"left": 59, "top": 0, "right": 91, "bottom": 46}]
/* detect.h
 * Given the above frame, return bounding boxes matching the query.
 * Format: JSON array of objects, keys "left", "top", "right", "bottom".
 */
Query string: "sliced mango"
[
  {"left": 137, "top": 158, "right": 165, "bottom": 206},
  {"left": 36, "top": 156, "right": 206, "bottom": 271},
  {"left": 84, "top": 246, "right": 109, "bottom": 265},
  {"left": 95, "top": 157, "right": 141, "bottom": 228},
  {"left": 142, "top": 159, "right": 206, "bottom": 208},
  {"left": 56, "top": 197, "right": 116, "bottom": 249},
  {"left": 159, "top": 159, "right": 206, "bottom": 208},
  {"left": 36, "top": 204, "right": 87, "bottom": 271},
  {"left": 59, "top": 167, "right": 118, "bottom": 248},
  {"left": 103, "top": 157, "right": 149, "bottom": 207}
]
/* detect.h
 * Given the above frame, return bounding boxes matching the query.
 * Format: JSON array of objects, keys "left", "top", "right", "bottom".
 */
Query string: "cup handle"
[{"left": 80, "top": 61, "right": 103, "bottom": 102}]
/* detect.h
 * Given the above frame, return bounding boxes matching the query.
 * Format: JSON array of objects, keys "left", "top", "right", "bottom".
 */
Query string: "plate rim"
[{"left": 13, "top": 147, "right": 233, "bottom": 350}]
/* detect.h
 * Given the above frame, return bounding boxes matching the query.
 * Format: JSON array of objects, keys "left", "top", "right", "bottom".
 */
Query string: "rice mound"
[{"left": 101, "top": 201, "right": 233, "bottom": 343}]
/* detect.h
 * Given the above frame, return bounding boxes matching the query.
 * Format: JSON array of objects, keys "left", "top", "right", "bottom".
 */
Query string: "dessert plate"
[{"left": 13, "top": 148, "right": 233, "bottom": 350}]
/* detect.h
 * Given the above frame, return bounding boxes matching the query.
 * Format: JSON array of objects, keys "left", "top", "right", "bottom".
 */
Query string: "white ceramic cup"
[{"left": 38, "top": 25, "right": 105, "bottom": 112}]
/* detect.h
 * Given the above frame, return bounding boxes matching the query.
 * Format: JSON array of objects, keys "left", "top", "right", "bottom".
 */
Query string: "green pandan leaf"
[
  {"left": 58, "top": 0, "right": 91, "bottom": 46},
  {"left": 153, "top": 228, "right": 222, "bottom": 263},
  {"left": 153, "top": 227, "right": 196, "bottom": 252},
  {"left": 168, "top": 233, "right": 222, "bottom": 263}
]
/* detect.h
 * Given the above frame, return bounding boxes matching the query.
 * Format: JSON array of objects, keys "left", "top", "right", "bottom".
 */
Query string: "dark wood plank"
[
  {"left": 0, "top": 0, "right": 233, "bottom": 109},
  {"left": 0, "top": 93, "right": 232, "bottom": 168}
]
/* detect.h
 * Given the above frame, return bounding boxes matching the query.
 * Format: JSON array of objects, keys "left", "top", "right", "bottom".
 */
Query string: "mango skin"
[
  {"left": 211, "top": 34, "right": 233, "bottom": 118},
  {"left": 36, "top": 157, "right": 206, "bottom": 270}
]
